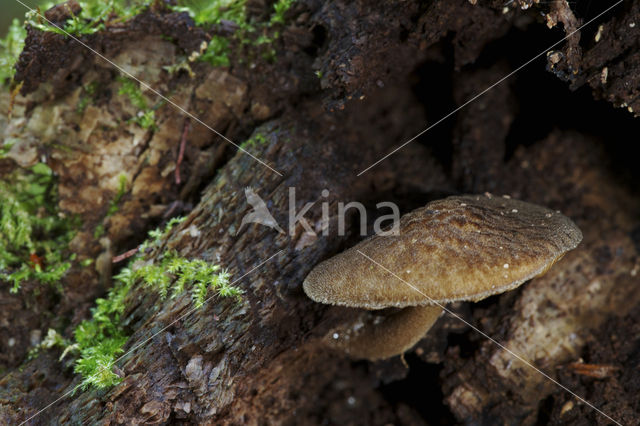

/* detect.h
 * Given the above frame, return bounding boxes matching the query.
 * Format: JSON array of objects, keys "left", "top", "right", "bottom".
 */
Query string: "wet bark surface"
[{"left": 1, "top": 0, "right": 639, "bottom": 424}]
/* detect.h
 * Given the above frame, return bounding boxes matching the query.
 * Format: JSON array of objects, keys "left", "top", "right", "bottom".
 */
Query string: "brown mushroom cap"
[{"left": 303, "top": 194, "right": 582, "bottom": 309}]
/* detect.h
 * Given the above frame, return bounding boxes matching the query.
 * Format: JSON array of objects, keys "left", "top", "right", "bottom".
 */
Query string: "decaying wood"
[{"left": 1, "top": 0, "right": 640, "bottom": 424}]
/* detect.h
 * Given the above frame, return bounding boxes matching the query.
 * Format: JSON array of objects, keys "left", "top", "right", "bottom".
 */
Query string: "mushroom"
[{"left": 303, "top": 194, "right": 582, "bottom": 360}]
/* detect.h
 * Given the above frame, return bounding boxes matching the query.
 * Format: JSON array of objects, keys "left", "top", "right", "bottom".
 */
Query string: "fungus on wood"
[{"left": 303, "top": 194, "right": 583, "bottom": 360}]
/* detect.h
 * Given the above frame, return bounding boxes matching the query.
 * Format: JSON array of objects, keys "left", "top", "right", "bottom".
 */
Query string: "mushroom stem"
[{"left": 343, "top": 306, "right": 443, "bottom": 361}]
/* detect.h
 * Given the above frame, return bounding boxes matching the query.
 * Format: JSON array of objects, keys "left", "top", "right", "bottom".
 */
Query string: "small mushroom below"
[{"left": 302, "top": 194, "right": 583, "bottom": 360}]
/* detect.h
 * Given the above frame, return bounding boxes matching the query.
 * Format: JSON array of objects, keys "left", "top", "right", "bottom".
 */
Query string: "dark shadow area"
[
  {"left": 465, "top": 11, "right": 640, "bottom": 186},
  {"left": 378, "top": 353, "right": 457, "bottom": 425},
  {"left": 410, "top": 40, "right": 457, "bottom": 175}
]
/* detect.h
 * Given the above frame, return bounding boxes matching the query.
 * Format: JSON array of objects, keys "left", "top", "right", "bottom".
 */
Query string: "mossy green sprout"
[
  {"left": 106, "top": 174, "right": 129, "bottom": 217},
  {"left": 117, "top": 76, "right": 159, "bottom": 130},
  {"left": 93, "top": 174, "right": 129, "bottom": 238},
  {"left": 0, "top": 163, "right": 78, "bottom": 293},
  {"left": 70, "top": 217, "right": 241, "bottom": 390},
  {"left": 200, "top": 35, "right": 232, "bottom": 67},
  {"left": 270, "top": 0, "right": 295, "bottom": 26},
  {"left": 76, "top": 81, "right": 99, "bottom": 113},
  {"left": 0, "top": 138, "right": 16, "bottom": 158}
]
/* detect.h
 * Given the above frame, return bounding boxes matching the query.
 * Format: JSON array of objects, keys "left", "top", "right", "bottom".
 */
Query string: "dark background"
[{"left": 1, "top": 1, "right": 30, "bottom": 34}]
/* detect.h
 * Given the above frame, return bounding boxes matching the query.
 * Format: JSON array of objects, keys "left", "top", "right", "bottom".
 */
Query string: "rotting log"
[{"left": 1, "top": 0, "right": 640, "bottom": 424}]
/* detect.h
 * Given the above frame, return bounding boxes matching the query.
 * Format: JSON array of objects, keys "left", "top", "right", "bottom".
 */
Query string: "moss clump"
[
  {"left": 0, "top": 19, "right": 26, "bottom": 85},
  {"left": 172, "top": 0, "right": 296, "bottom": 66},
  {"left": 0, "top": 163, "right": 78, "bottom": 293},
  {"left": 26, "top": 0, "right": 150, "bottom": 37},
  {"left": 137, "top": 251, "right": 237, "bottom": 307},
  {"left": 72, "top": 266, "right": 132, "bottom": 390},
  {"left": 71, "top": 217, "right": 241, "bottom": 390}
]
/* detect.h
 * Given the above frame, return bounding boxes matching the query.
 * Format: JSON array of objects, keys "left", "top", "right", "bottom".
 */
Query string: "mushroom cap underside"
[{"left": 303, "top": 194, "right": 582, "bottom": 309}]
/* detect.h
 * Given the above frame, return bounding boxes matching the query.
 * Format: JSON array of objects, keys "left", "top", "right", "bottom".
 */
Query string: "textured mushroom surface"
[
  {"left": 339, "top": 306, "right": 444, "bottom": 360},
  {"left": 303, "top": 194, "right": 582, "bottom": 309}
]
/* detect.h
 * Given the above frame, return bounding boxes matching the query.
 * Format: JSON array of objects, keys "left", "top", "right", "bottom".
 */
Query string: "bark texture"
[{"left": 1, "top": 0, "right": 640, "bottom": 424}]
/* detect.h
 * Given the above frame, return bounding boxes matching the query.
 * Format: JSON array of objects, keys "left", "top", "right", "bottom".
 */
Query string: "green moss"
[
  {"left": 73, "top": 266, "right": 131, "bottom": 390},
  {"left": 0, "top": 163, "right": 78, "bottom": 293},
  {"left": 133, "top": 109, "right": 157, "bottom": 129},
  {"left": 93, "top": 223, "right": 105, "bottom": 239},
  {"left": 0, "top": 0, "right": 295, "bottom": 88},
  {"left": 171, "top": 0, "right": 250, "bottom": 28},
  {"left": 117, "top": 76, "right": 158, "bottom": 130},
  {"left": 270, "top": 0, "right": 295, "bottom": 26},
  {"left": 173, "top": 0, "right": 293, "bottom": 28},
  {"left": 169, "top": 0, "right": 248, "bottom": 67},
  {"left": 139, "top": 216, "right": 186, "bottom": 252},
  {"left": 0, "top": 19, "right": 26, "bottom": 85},
  {"left": 76, "top": 81, "right": 99, "bottom": 113},
  {"left": 240, "top": 132, "right": 267, "bottom": 150},
  {"left": 70, "top": 217, "right": 241, "bottom": 390},
  {"left": 0, "top": 138, "right": 17, "bottom": 157},
  {"left": 200, "top": 35, "right": 231, "bottom": 67},
  {"left": 172, "top": 0, "right": 295, "bottom": 66},
  {"left": 105, "top": 174, "right": 128, "bottom": 217},
  {"left": 26, "top": 0, "right": 150, "bottom": 37}
]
